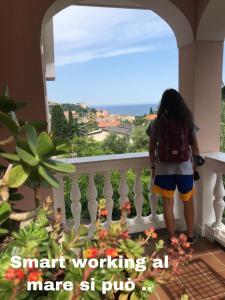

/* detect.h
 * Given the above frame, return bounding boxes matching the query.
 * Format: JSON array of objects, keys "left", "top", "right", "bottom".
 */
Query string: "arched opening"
[
  {"left": 46, "top": 5, "right": 179, "bottom": 155},
  {"left": 43, "top": 3, "right": 182, "bottom": 225}
]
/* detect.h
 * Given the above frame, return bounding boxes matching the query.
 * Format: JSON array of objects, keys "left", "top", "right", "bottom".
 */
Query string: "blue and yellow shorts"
[{"left": 152, "top": 174, "right": 194, "bottom": 201}]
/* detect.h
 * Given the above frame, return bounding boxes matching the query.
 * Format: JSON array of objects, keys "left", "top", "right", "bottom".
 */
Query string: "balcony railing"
[{"left": 53, "top": 152, "right": 225, "bottom": 245}]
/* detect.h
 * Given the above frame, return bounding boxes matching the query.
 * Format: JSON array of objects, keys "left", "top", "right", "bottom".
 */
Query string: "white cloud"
[{"left": 53, "top": 6, "right": 175, "bottom": 65}]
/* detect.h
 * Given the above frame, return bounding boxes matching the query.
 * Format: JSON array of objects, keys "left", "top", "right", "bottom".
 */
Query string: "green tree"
[
  {"left": 87, "top": 112, "right": 98, "bottom": 132},
  {"left": 77, "top": 122, "right": 88, "bottom": 137},
  {"left": 129, "top": 126, "right": 149, "bottom": 152},
  {"left": 102, "top": 133, "right": 129, "bottom": 154},
  {"left": 133, "top": 116, "right": 148, "bottom": 126},
  {"left": 67, "top": 106, "right": 74, "bottom": 140},
  {"left": 72, "top": 136, "right": 104, "bottom": 157},
  {"left": 220, "top": 122, "right": 225, "bottom": 152},
  {"left": 149, "top": 107, "right": 154, "bottom": 115},
  {"left": 51, "top": 105, "right": 68, "bottom": 138},
  {"left": 222, "top": 85, "right": 225, "bottom": 101}
]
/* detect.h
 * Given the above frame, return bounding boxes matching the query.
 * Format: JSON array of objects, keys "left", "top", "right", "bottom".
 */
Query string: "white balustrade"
[
  {"left": 198, "top": 152, "right": 225, "bottom": 247},
  {"left": 51, "top": 150, "right": 225, "bottom": 245},
  {"left": 54, "top": 152, "right": 191, "bottom": 235}
]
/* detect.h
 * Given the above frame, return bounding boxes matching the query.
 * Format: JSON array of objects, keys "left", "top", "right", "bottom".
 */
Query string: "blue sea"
[{"left": 93, "top": 103, "right": 159, "bottom": 116}]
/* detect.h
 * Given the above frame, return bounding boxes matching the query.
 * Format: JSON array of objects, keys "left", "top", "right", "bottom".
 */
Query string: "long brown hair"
[{"left": 157, "top": 89, "right": 193, "bottom": 126}]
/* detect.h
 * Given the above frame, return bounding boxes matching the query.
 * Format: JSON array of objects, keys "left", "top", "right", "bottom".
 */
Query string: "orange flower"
[
  {"left": 5, "top": 268, "right": 25, "bottom": 281},
  {"left": 144, "top": 226, "right": 156, "bottom": 237},
  {"left": 99, "top": 229, "right": 108, "bottom": 239},
  {"left": 179, "top": 233, "right": 187, "bottom": 243},
  {"left": 15, "top": 269, "right": 25, "bottom": 281},
  {"left": 152, "top": 232, "right": 158, "bottom": 239},
  {"left": 5, "top": 268, "right": 17, "bottom": 281},
  {"left": 121, "top": 230, "right": 130, "bottom": 239},
  {"left": 171, "top": 237, "right": 179, "bottom": 245},
  {"left": 105, "top": 248, "right": 118, "bottom": 258},
  {"left": 183, "top": 242, "right": 190, "bottom": 248},
  {"left": 100, "top": 209, "right": 108, "bottom": 216},
  {"left": 84, "top": 248, "right": 100, "bottom": 258},
  {"left": 27, "top": 270, "right": 43, "bottom": 282},
  {"left": 122, "top": 201, "right": 131, "bottom": 211}
]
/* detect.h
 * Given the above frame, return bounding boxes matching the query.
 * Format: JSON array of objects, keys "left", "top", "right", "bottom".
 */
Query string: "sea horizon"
[{"left": 93, "top": 103, "right": 159, "bottom": 116}]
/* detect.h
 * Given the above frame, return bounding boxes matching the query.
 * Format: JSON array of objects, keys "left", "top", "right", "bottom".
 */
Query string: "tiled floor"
[{"left": 147, "top": 230, "right": 225, "bottom": 300}]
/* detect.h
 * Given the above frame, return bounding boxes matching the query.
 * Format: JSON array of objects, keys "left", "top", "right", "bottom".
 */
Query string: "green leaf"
[
  {"left": 0, "top": 111, "right": 18, "bottom": 135},
  {"left": 53, "top": 137, "right": 71, "bottom": 154},
  {"left": 6, "top": 164, "right": 30, "bottom": 188},
  {"left": 37, "top": 132, "right": 54, "bottom": 157},
  {"left": 16, "top": 146, "right": 38, "bottom": 166},
  {"left": 77, "top": 225, "right": 89, "bottom": 237},
  {"left": 29, "top": 120, "right": 47, "bottom": 132},
  {"left": 38, "top": 165, "right": 59, "bottom": 189},
  {"left": 23, "top": 124, "right": 37, "bottom": 155},
  {"left": 0, "top": 279, "right": 11, "bottom": 292},
  {"left": 0, "top": 95, "right": 26, "bottom": 112},
  {"left": 16, "top": 137, "right": 32, "bottom": 155},
  {"left": 0, "top": 228, "right": 9, "bottom": 236},
  {"left": 0, "top": 153, "right": 20, "bottom": 162},
  {"left": 42, "top": 159, "right": 75, "bottom": 173},
  {"left": 0, "top": 202, "right": 11, "bottom": 224}
]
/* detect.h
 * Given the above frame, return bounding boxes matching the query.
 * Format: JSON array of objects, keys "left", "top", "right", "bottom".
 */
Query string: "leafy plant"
[
  {"left": 0, "top": 198, "right": 192, "bottom": 300},
  {"left": 0, "top": 86, "right": 75, "bottom": 235}
]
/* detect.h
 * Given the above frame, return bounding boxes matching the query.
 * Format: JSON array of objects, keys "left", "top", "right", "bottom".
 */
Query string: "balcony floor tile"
[{"left": 146, "top": 229, "right": 225, "bottom": 300}]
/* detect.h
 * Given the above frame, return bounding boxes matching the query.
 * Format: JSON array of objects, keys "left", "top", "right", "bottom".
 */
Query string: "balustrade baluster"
[
  {"left": 133, "top": 169, "right": 144, "bottom": 223},
  {"left": 87, "top": 173, "right": 98, "bottom": 233},
  {"left": 103, "top": 172, "right": 113, "bottom": 227},
  {"left": 53, "top": 175, "right": 66, "bottom": 224},
  {"left": 213, "top": 173, "right": 225, "bottom": 228},
  {"left": 71, "top": 174, "right": 81, "bottom": 231},
  {"left": 119, "top": 170, "right": 129, "bottom": 219}
]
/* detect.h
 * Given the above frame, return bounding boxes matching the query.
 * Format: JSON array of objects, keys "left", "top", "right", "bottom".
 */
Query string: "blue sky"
[{"left": 47, "top": 6, "right": 225, "bottom": 106}]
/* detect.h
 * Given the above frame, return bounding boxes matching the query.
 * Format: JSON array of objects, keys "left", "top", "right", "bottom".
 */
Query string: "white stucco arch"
[
  {"left": 42, "top": 0, "right": 194, "bottom": 47},
  {"left": 197, "top": 0, "right": 225, "bottom": 41}
]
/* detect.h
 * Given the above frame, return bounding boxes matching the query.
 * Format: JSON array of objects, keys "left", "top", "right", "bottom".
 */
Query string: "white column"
[
  {"left": 71, "top": 174, "right": 81, "bottom": 232},
  {"left": 119, "top": 170, "right": 129, "bottom": 219},
  {"left": 133, "top": 169, "right": 144, "bottom": 223},
  {"left": 87, "top": 173, "right": 98, "bottom": 233},
  {"left": 179, "top": 41, "right": 224, "bottom": 152},
  {"left": 53, "top": 175, "right": 66, "bottom": 224},
  {"left": 103, "top": 171, "right": 113, "bottom": 227},
  {"left": 213, "top": 173, "right": 225, "bottom": 228},
  {"left": 179, "top": 41, "right": 224, "bottom": 237},
  {"left": 149, "top": 174, "right": 159, "bottom": 222}
]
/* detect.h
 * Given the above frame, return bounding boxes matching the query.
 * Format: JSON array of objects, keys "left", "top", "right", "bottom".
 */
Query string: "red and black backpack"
[{"left": 157, "top": 116, "right": 190, "bottom": 163}]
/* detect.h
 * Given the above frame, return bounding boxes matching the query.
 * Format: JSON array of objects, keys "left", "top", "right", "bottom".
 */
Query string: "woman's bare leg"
[
  {"left": 183, "top": 197, "right": 194, "bottom": 237},
  {"left": 162, "top": 197, "right": 175, "bottom": 239}
]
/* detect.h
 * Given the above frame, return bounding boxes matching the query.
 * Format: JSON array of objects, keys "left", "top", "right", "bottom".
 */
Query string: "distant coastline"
[{"left": 93, "top": 103, "right": 159, "bottom": 116}]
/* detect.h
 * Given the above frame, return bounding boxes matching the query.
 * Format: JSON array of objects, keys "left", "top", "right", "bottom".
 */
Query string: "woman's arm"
[{"left": 190, "top": 135, "right": 200, "bottom": 157}]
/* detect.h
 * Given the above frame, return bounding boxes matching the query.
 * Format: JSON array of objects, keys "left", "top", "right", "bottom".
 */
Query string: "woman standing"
[{"left": 147, "top": 89, "right": 200, "bottom": 244}]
